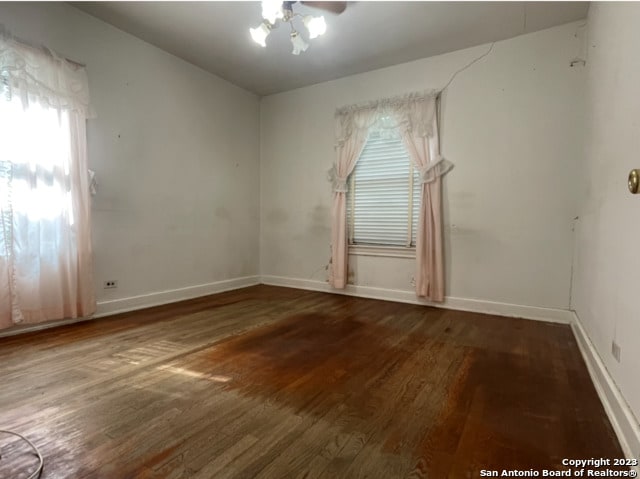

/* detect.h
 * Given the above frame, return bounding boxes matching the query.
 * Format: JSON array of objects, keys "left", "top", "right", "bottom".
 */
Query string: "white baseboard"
[
  {"left": 571, "top": 312, "right": 640, "bottom": 464},
  {"left": 1, "top": 275, "right": 569, "bottom": 339},
  {"left": 0, "top": 275, "right": 260, "bottom": 338},
  {"left": 260, "top": 275, "right": 573, "bottom": 324},
  {"left": 0, "top": 315, "right": 96, "bottom": 338},
  {"left": 94, "top": 275, "right": 261, "bottom": 318}
]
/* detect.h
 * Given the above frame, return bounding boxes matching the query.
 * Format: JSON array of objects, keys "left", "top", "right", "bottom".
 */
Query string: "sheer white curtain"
[
  {"left": 329, "top": 93, "right": 452, "bottom": 300},
  {"left": 0, "top": 34, "right": 95, "bottom": 329},
  {"left": 397, "top": 96, "right": 453, "bottom": 301},
  {"left": 328, "top": 108, "right": 376, "bottom": 288}
]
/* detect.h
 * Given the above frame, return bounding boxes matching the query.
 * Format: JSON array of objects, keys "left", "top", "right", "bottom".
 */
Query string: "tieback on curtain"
[
  {"left": 327, "top": 165, "right": 349, "bottom": 192},
  {"left": 328, "top": 156, "right": 455, "bottom": 192},
  {"left": 420, "top": 156, "right": 454, "bottom": 184}
]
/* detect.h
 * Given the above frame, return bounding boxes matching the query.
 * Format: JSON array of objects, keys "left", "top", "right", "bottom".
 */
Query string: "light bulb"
[
  {"left": 303, "top": 15, "right": 326, "bottom": 39},
  {"left": 250, "top": 22, "right": 271, "bottom": 47},
  {"left": 261, "top": 0, "right": 283, "bottom": 24},
  {"left": 290, "top": 31, "right": 309, "bottom": 55}
]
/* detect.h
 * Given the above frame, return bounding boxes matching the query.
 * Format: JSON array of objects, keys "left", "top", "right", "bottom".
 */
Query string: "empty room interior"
[{"left": 1, "top": 1, "right": 639, "bottom": 477}]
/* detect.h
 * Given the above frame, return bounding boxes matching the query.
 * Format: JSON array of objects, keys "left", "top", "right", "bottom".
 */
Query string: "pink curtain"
[
  {"left": 399, "top": 97, "right": 452, "bottom": 301},
  {"left": 329, "top": 93, "right": 452, "bottom": 300},
  {"left": 328, "top": 108, "right": 376, "bottom": 288},
  {"left": 0, "top": 34, "right": 96, "bottom": 329}
]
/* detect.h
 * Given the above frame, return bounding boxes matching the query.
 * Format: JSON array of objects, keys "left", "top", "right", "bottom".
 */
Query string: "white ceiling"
[{"left": 73, "top": 1, "right": 589, "bottom": 96}]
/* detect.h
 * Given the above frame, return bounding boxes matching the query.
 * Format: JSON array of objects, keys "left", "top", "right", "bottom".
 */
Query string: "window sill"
[{"left": 348, "top": 244, "right": 416, "bottom": 259}]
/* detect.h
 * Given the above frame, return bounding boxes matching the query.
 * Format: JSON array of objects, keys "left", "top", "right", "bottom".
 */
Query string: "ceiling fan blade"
[{"left": 300, "top": 1, "right": 347, "bottom": 14}]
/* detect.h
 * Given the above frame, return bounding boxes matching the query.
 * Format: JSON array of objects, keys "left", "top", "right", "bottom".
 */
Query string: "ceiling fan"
[{"left": 250, "top": 1, "right": 347, "bottom": 54}]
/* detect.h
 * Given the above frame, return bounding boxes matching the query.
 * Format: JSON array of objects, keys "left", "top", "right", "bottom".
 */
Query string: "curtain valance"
[
  {"left": 0, "top": 33, "right": 93, "bottom": 117},
  {"left": 335, "top": 91, "right": 438, "bottom": 146},
  {"left": 332, "top": 92, "right": 453, "bottom": 191}
]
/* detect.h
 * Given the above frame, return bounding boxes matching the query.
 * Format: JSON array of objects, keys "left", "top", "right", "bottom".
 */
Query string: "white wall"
[
  {"left": 0, "top": 2, "right": 261, "bottom": 314},
  {"left": 260, "top": 22, "right": 585, "bottom": 311},
  {"left": 572, "top": 2, "right": 640, "bottom": 429}
]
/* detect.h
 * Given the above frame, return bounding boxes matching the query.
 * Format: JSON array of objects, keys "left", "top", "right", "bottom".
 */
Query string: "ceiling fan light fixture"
[
  {"left": 251, "top": 1, "right": 341, "bottom": 54},
  {"left": 250, "top": 22, "right": 271, "bottom": 47},
  {"left": 290, "top": 31, "right": 309, "bottom": 55},
  {"left": 303, "top": 15, "right": 326, "bottom": 39}
]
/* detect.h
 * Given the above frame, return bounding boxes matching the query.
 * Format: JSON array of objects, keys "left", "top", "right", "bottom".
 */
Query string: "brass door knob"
[{"left": 630, "top": 169, "right": 640, "bottom": 194}]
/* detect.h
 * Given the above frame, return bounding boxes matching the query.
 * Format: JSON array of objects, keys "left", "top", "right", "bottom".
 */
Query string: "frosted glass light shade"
[
  {"left": 250, "top": 23, "right": 271, "bottom": 47},
  {"left": 261, "top": 0, "right": 284, "bottom": 24},
  {"left": 290, "top": 31, "right": 309, "bottom": 55},
  {"left": 303, "top": 15, "right": 326, "bottom": 39}
]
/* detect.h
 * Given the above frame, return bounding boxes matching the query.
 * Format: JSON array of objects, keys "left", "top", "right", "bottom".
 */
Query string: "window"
[
  {"left": 347, "top": 132, "right": 420, "bottom": 249},
  {"left": 0, "top": 95, "right": 74, "bottom": 227}
]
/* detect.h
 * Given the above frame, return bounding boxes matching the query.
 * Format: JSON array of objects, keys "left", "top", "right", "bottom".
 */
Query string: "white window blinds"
[{"left": 347, "top": 132, "right": 420, "bottom": 247}]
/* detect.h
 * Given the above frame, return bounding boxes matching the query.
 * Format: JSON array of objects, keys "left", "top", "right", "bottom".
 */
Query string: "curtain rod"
[
  {"left": 335, "top": 90, "right": 438, "bottom": 116},
  {"left": 40, "top": 45, "right": 86, "bottom": 68},
  {"left": 0, "top": 26, "right": 86, "bottom": 68},
  {"left": 63, "top": 57, "right": 86, "bottom": 68}
]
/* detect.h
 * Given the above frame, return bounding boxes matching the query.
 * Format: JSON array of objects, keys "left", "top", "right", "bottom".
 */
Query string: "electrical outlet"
[
  {"left": 611, "top": 341, "right": 621, "bottom": 363},
  {"left": 103, "top": 280, "right": 118, "bottom": 289}
]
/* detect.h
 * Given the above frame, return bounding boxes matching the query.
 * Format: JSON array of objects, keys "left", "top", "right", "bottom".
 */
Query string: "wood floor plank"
[{"left": 0, "top": 285, "right": 626, "bottom": 478}]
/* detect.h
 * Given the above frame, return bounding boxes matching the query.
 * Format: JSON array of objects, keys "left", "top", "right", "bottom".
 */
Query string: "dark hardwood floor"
[{"left": 0, "top": 285, "right": 624, "bottom": 478}]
